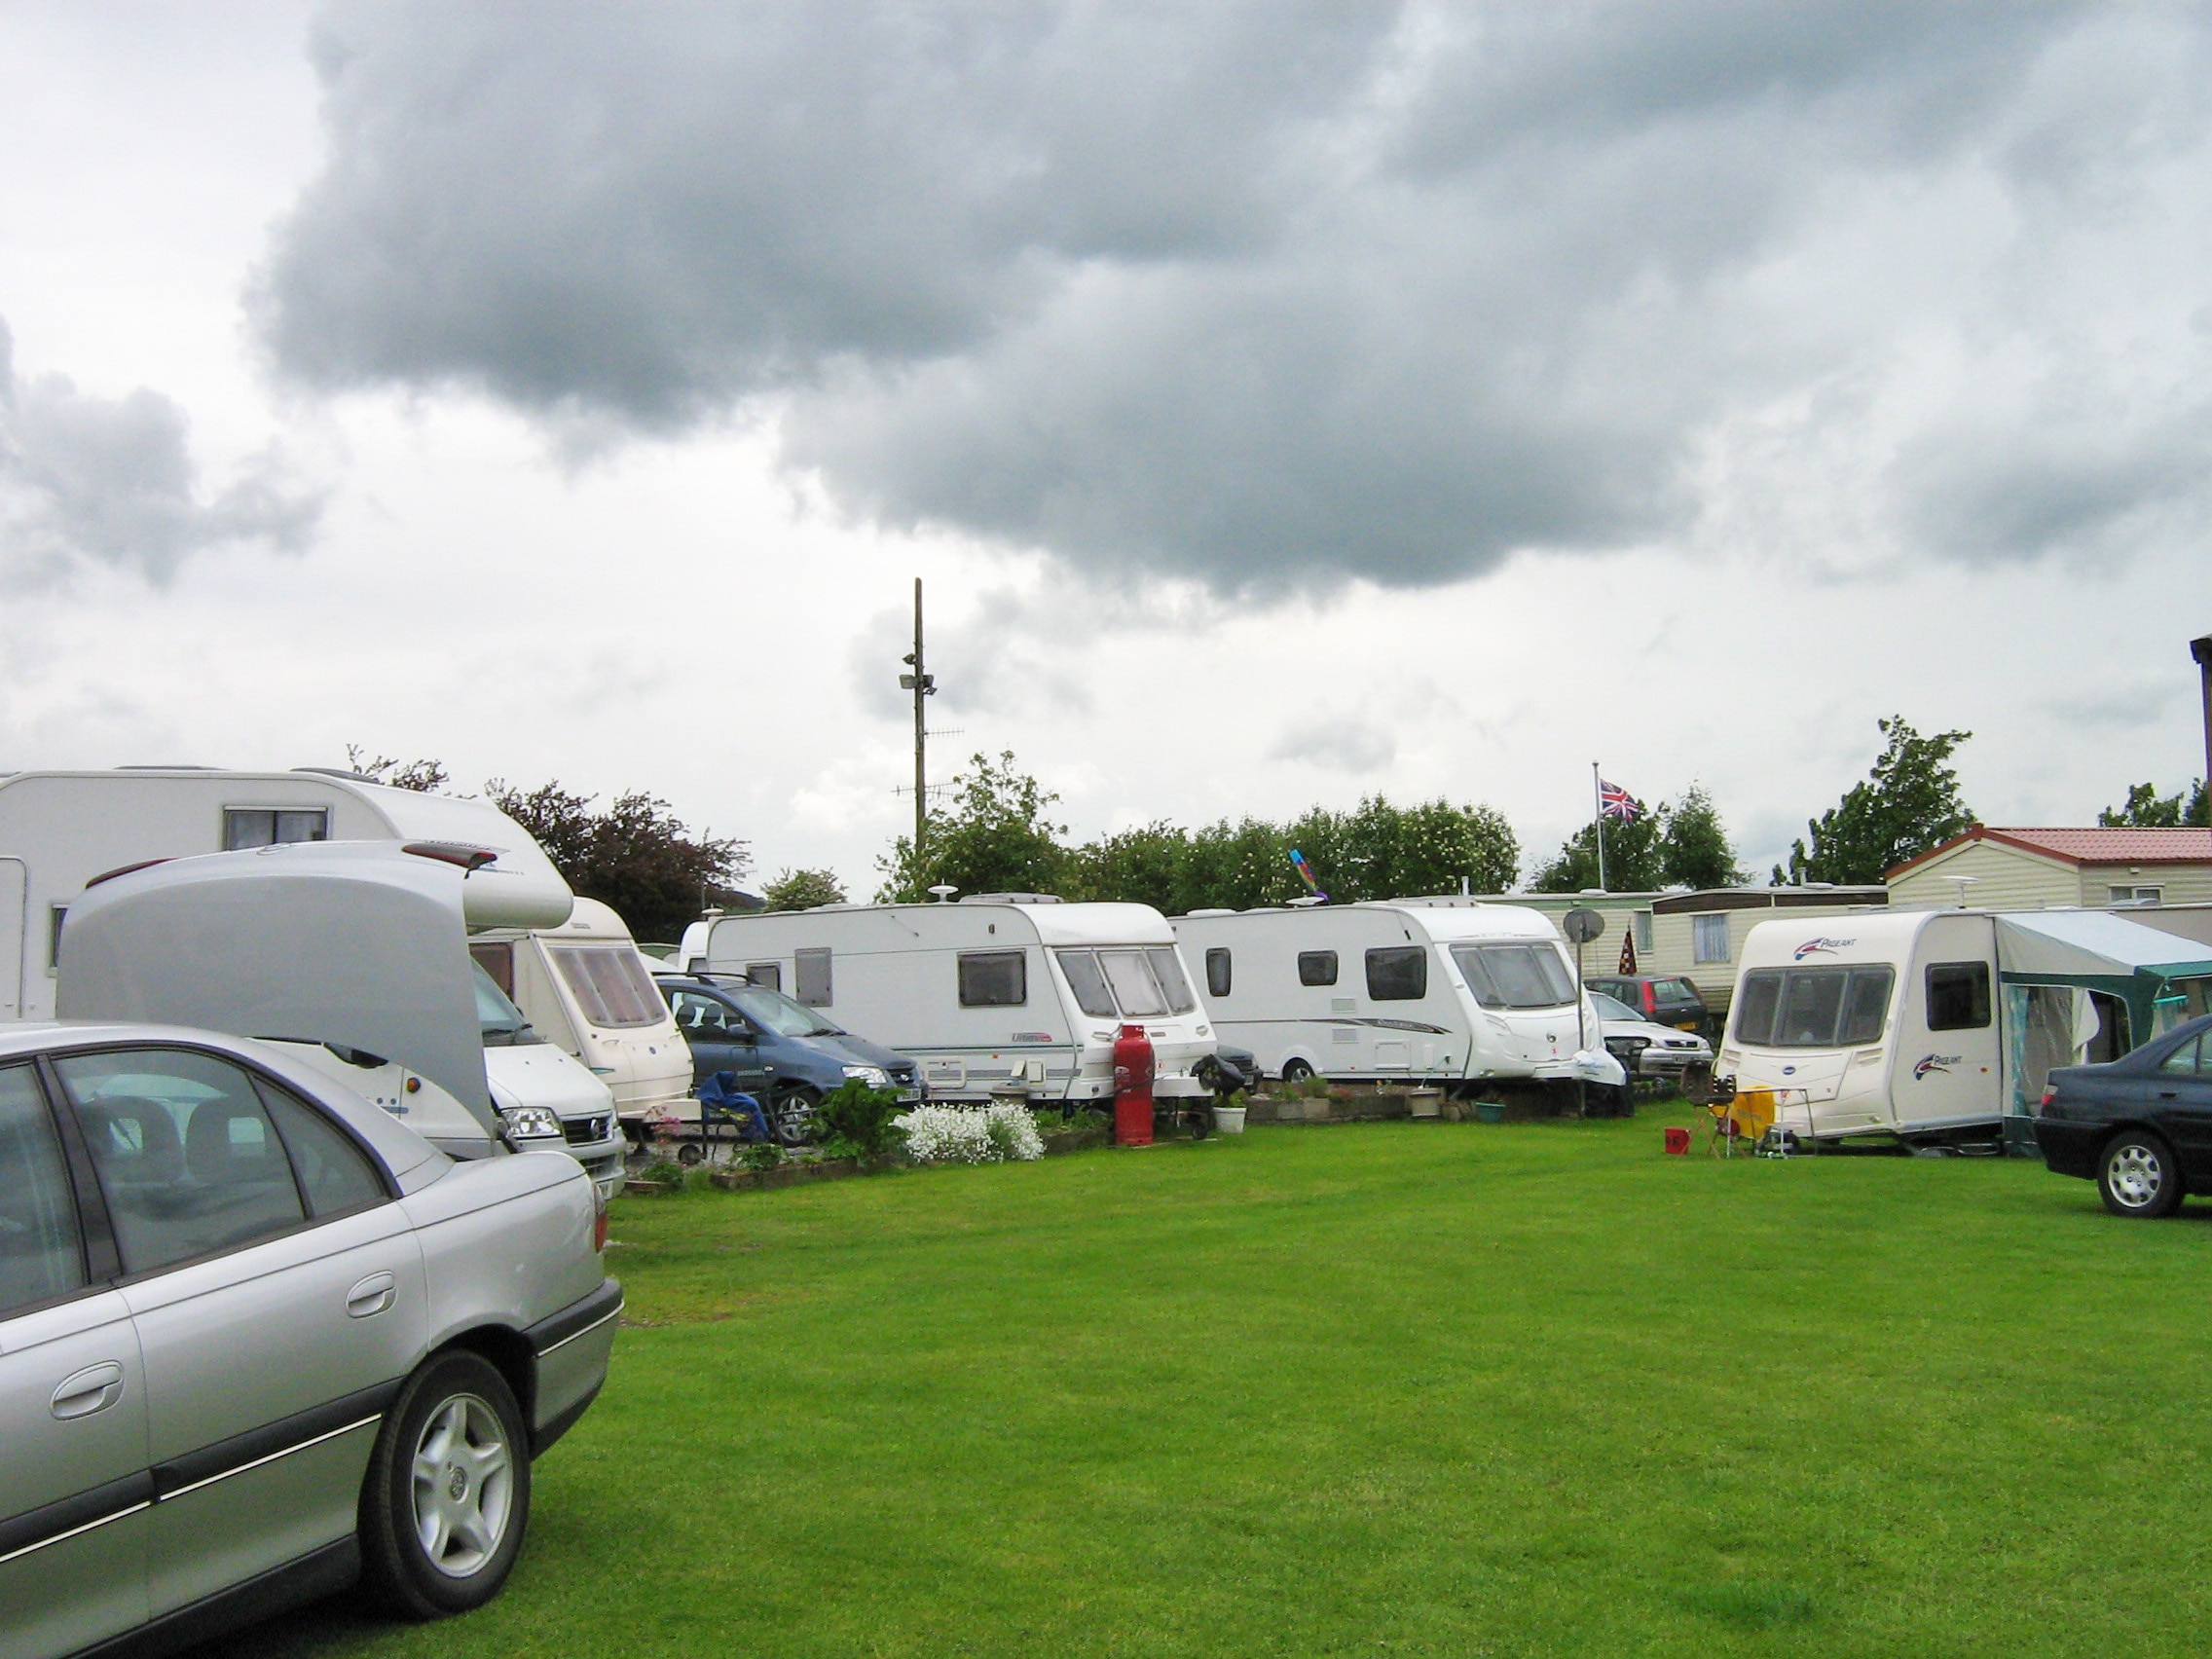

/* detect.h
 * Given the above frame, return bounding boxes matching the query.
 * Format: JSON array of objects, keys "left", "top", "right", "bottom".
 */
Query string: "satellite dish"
[{"left": 1562, "top": 906, "right": 1604, "bottom": 944}]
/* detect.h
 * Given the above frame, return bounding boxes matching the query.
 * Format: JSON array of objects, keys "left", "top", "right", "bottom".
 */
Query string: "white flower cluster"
[{"left": 894, "top": 1102, "right": 1046, "bottom": 1164}]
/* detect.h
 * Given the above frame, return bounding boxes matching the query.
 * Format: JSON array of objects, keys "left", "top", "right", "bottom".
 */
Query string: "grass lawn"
[{"left": 230, "top": 1111, "right": 2212, "bottom": 1658}]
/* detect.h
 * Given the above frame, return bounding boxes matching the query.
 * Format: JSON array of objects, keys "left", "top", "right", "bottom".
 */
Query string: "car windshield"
[
  {"left": 722, "top": 984, "right": 847, "bottom": 1039},
  {"left": 550, "top": 944, "right": 666, "bottom": 1029},
  {"left": 1733, "top": 966, "right": 1894, "bottom": 1049},
  {"left": 472, "top": 959, "right": 544, "bottom": 1046},
  {"left": 1590, "top": 992, "right": 1641, "bottom": 1022},
  {"left": 1451, "top": 942, "right": 1577, "bottom": 1011}
]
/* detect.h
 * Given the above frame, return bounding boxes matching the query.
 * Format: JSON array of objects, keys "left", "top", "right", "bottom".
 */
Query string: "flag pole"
[{"left": 1592, "top": 761, "right": 1607, "bottom": 893}]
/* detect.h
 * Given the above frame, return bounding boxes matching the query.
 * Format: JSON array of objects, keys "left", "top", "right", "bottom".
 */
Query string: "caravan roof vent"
[
  {"left": 957, "top": 893, "right": 1063, "bottom": 904},
  {"left": 1185, "top": 908, "right": 1236, "bottom": 918}
]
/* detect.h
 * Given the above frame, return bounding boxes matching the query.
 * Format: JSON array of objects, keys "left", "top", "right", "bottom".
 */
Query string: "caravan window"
[
  {"left": 1732, "top": 966, "right": 1894, "bottom": 1049},
  {"left": 1298, "top": 950, "right": 1339, "bottom": 987},
  {"left": 747, "top": 962, "right": 782, "bottom": 992},
  {"left": 1099, "top": 950, "right": 1170, "bottom": 1017},
  {"left": 469, "top": 941, "right": 515, "bottom": 997},
  {"left": 1147, "top": 948, "right": 1197, "bottom": 1014},
  {"left": 1925, "top": 962, "right": 1991, "bottom": 1031},
  {"left": 1205, "top": 947, "right": 1232, "bottom": 999},
  {"left": 1692, "top": 914, "right": 1730, "bottom": 965},
  {"left": 794, "top": 947, "right": 833, "bottom": 1008},
  {"left": 1365, "top": 947, "right": 1427, "bottom": 1002},
  {"left": 1055, "top": 950, "right": 1121, "bottom": 1018},
  {"left": 1451, "top": 943, "right": 1575, "bottom": 1011},
  {"left": 958, "top": 950, "right": 1027, "bottom": 1008},
  {"left": 551, "top": 945, "right": 665, "bottom": 1028},
  {"left": 222, "top": 807, "right": 329, "bottom": 850}
]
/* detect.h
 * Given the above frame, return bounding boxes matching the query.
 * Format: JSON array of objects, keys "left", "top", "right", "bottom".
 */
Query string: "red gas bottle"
[{"left": 1112, "top": 1022, "right": 1155, "bottom": 1146}]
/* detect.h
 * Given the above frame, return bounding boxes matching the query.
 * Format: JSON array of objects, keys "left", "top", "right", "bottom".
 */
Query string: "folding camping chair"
[
  {"left": 696, "top": 1072, "right": 774, "bottom": 1146},
  {"left": 1680, "top": 1060, "right": 1752, "bottom": 1158}
]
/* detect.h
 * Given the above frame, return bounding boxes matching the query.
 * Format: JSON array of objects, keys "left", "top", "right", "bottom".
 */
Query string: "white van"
[
  {"left": 54, "top": 839, "right": 629, "bottom": 1194},
  {"left": 0, "top": 768, "right": 624, "bottom": 1189},
  {"left": 470, "top": 897, "right": 694, "bottom": 1129},
  {"left": 1721, "top": 907, "right": 2212, "bottom": 1146},
  {"left": 699, "top": 897, "right": 1215, "bottom": 1104},
  {"left": 1171, "top": 900, "right": 1627, "bottom": 1101}
]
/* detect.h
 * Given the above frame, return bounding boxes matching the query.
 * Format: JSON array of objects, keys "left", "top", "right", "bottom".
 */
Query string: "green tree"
[
  {"left": 761, "top": 867, "right": 847, "bottom": 910},
  {"left": 876, "top": 751, "right": 1068, "bottom": 903},
  {"left": 1065, "top": 822, "right": 1197, "bottom": 913},
  {"left": 1530, "top": 800, "right": 1663, "bottom": 893},
  {"left": 2099, "top": 780, "right": 2211, "bottom": 828},
  {"left": 1659, "top": 784, "right": 1747, "bottom": 888},
  {"left": 488, "top": 780, "right": 748, "bottom": 941},
  {"left": 344, "top": 746, "right": 451, "bottom": 793},
  {"left": 1778, "top": 716, "right": 1974, "bottom": 885}
]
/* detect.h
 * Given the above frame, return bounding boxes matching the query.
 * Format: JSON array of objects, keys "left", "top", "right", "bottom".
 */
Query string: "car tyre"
[
  {"left": 2098, "top": 1130, "right": 2184, "bottom": 1219},
  {"left": 1279, "top": 1058, "right": 1315, "bottom": 1087},
  {"left": 360, "top": 1349, "right": 533, "bottom": 1620},
  {"left": 771, "top": 1084, "right": 821, "bottom": 1148}
]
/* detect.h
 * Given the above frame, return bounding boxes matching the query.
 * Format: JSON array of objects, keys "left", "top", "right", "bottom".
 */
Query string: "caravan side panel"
[{"left": 1889, "top": 914, "right": 2001, "bottom": 1131}]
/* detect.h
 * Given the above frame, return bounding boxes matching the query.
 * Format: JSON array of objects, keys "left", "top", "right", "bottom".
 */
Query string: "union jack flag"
[{"left": 1598, "top": 779, "right": 1639, "bottom": 822}]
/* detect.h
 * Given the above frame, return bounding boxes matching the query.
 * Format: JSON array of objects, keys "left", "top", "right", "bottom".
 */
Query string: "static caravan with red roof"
[{"left": 1887, "top": 826, "right": 2212, "bottom": 911}]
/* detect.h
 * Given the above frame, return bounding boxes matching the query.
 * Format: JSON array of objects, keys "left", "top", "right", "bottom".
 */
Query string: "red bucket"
[{"left": 1663, "top": 1126, "right": 1691, "bottom": 1156}]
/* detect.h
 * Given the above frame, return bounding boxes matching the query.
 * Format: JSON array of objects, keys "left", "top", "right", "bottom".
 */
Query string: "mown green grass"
[{"left": 231, "top": 1113, "right": 2212, "bottom": 1658}]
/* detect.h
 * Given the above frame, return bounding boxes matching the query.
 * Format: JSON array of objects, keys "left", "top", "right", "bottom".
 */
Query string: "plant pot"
[
  {"left": 1474, "top": 1100, "right": 1506, "bottom": 1124},
  {"left": 1408, "top": 1089, "right": 1443, "bottom": 1120},
  {"left": 1211, "top": 1104, "right": 1247, "bottom": 1135}
]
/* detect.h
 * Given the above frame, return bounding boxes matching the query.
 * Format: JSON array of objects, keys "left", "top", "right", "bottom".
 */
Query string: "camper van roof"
[{"left": 710, "top": 899, "right": 1175, "bottom": 945}]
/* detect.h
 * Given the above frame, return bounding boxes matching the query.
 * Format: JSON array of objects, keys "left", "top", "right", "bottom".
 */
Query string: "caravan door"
[{"left": 1893, "top": 916, "right": 2001, "bottom": 1129}]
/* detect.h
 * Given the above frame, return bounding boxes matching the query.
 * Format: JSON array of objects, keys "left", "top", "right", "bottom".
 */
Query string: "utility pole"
[{"left": 900, "top": 578, "right": 936, "bottom": 857}]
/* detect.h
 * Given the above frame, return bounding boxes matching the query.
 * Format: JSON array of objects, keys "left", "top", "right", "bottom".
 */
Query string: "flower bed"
[{"left": 895, "top": 1101, "right": 1045, "bottom": 1164}]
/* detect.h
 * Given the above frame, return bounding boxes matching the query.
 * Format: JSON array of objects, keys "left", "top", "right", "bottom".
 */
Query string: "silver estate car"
[{"left": 0, "top": 1021, "right": 621, "bottom": 1658}]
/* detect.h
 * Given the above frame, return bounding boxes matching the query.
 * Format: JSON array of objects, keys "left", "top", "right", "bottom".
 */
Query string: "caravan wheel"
[
  {"left": 1279, "top": 1059, "right": 1315, "bottom": 1088},
  {"left": 2099, "top": 1131, "right": 2183, "bottom": 1218}
]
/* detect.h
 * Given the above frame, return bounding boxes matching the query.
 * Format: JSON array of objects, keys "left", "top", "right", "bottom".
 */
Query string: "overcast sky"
[{"left": 1, "top": 1, "right": 2207, "bottom": 905}]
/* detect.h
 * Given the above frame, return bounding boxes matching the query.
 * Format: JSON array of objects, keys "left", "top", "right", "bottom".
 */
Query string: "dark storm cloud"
[
  {"left": 0, "top": 320, "right": 322, "bottom": 584},
  {"left": 256, "top": 1, "right": 2208, "bottom": 589}
]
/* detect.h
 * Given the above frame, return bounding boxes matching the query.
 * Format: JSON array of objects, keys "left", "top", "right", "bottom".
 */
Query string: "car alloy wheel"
[
  {"left": 771, "top": 1084, "right": 820, "bottom": 1148},
  {"left": 361, "top": 1349, "right": 534, "bottom": 1618},
  {"left": 411, "top": 1393, "right": 516, "bottom": 1578},
  {"left": 2099, "top": 1132, "right": 2183, "bottom": 1219}
]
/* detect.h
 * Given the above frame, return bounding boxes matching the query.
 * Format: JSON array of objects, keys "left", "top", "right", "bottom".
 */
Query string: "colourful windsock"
[{"left": 1289, "top": 848, "right": 1327, "bottom": 901}]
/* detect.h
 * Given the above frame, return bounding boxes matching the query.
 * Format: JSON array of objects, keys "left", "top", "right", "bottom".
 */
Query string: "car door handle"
[
  {"left": 52, "top": 1361, "right": 125, "bottom": 1420},
  {"left": 347, "top": 1272, "right": 397, "bottom": 1319},
  {"left": 2157, "top": 1090, "right": 2181, "bottom": 1100}
]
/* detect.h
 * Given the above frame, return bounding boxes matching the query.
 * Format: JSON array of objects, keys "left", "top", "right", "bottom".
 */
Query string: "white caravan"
[
  {"left": 470, "top": 897, "right": 694, "bottom": 1129},
  {"left": 54, "top": 839, "right": 630, "bottom": 1196},
  {"left": 699, "top": 898, "right": 1215, "bottom": 1104},
  {"left": 1721, "top": 908, "right": 2212, "bottom": 1146},
  {"left": 1170, "top": 901, "right": 1627, "bottom": 1099},
  {"left": 0, "top": 766, "right": 571, "bottom": 1019}
]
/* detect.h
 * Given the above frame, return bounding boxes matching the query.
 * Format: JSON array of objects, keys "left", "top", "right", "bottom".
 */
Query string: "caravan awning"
[{"left": 1996, "top": 910, "right": 2212, "bottom": 1038}]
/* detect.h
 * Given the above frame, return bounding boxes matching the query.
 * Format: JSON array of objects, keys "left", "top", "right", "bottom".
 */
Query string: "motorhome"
[
  {"left": 1170, "top": 900, "right": 1627, "bottom": 1102},
  {"left": 698, "top": 897, "right": 1215, "bottom": 1105},
  {"left": 0, "top": 766, "right": 571, "bottom": 1019},
  {"left": 470, "top": 897, "right": 694, "bottom": 1130},
  {"left": 49, "top": 836, "right": 630, "bottom": 1196},
  {"left": 1721, "top": 907, "right": 2212, "bottom": 1148}
]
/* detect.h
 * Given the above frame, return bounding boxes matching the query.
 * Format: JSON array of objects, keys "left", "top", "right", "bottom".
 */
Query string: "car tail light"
[
  {"left": 593, "top": 1188, "right": 609, "bottom": 1252},
  {"left": 2039, "top": 1089, "right": 2055, "bottom": 1114}
]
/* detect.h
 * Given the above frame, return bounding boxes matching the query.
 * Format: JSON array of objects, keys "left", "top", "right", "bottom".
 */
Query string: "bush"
[
  {"left": 636, "top": 1158, "right": 686, "bottom": 1191},
  {"left": 896, "top": 1103, "right": 1046, "bottom": 1164},
  {"left": 809, "top": 1080, "right": 908, "bottom": 1160},
  {"left": 738, "top": 1141, "right": 784, "bottom": 1173}
]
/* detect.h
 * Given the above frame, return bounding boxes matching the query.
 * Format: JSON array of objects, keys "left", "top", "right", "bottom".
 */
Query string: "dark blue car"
[
  {"left": 655, "top": 973, "right": 921, "bottom": 1145},
  {"left": 2033, "top": 1013, "right": 2212, "bottom": 1217}
]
